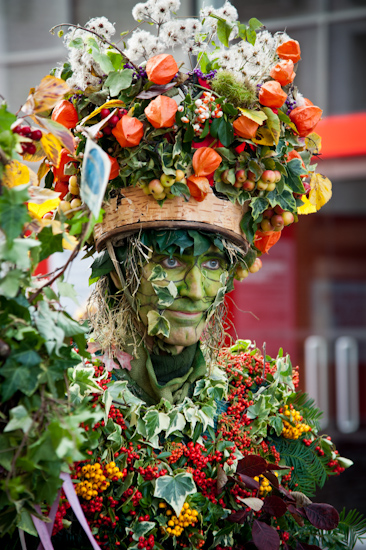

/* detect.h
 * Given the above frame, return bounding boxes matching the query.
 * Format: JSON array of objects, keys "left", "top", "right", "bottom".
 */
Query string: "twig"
[{"left": 49, "top": 23, "right": 140, "bottom": 72}]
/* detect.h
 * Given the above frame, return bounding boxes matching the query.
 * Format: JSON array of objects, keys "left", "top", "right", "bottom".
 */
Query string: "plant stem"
[{"left": 49, "top": 23, "right": 140, "bottom": 72}]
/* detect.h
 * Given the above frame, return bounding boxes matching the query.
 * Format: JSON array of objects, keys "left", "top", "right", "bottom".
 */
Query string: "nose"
[{"left": 179, "top": 265, "right": 204, "bottom": 301}]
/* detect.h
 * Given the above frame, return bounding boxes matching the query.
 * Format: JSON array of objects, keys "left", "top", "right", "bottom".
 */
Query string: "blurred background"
[{"left": 1, "top": 0, "right": 365, "bottom": 526}]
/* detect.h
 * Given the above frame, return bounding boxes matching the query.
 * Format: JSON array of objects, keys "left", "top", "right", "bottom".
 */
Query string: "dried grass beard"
[{"left": 86, "top": 233, "right": 240, "bottom": 366}]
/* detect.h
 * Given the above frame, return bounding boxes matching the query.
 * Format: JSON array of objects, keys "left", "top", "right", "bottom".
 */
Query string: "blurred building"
[{"left": 1, "top": 0, "right": 365, "bottom": 518}]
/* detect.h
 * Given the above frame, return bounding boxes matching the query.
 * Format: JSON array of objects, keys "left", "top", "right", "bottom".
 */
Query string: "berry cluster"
[
  {"left": 12, "top": 123, "right": 42, "bottom": 155},
  {"left": 162, "top": 502, "right": 199, "bottom": 538},
  {"left": 179, "top": 91, "right": 223, "bottom": 136},
  {"left": 137, "top": 534, "right": 155, "bottom": 549},
  {"left": 100, "top": 107, "right": 127, "bottom": 136},
  {"left": 73, "top": 461, "right": 124, "bottom": 500},
  {"left": 281, "top": 405, "right": 312, "bottom": 439},
  {"left": 254, "top": 473, "right": 278, "bottom": 496}
]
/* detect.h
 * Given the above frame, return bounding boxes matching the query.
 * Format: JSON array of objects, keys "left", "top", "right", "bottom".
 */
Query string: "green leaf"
[
  {"left": 90, "top": 49, "right": 115, "bottom": 74},
  {"left": 215, "top": 147, "right": 237, "bottom": 163},
  {"left": 237, "top": 23, "right": 247, "bottom": 40},
  {"left": 223, "top": 103, "right": 238, "bottom": 117},
  {"left": 154, "top": 473, "right": 196, "bottom": 516},
  {"left": 170, "top": 181, "right": 190, "bottom": 200},
  {"left": 1, "top": 362, "right": 41, "bottom": 401},
  {"left": 216, "top": 18, "right": 233, "bottom": 47},
  {"left": 57, "top": 281, "right": 80, "bottom": 305},
  {"left": 246, "top": 28, "right": 257, "bottom": 46},
  {"left": 285, "top": 159, "right": 306, "bottom": 194},
  {"left": 148, "top": 265, "right": 167, "bottom": 282},
  {"left": 183, "top": 124, "right": 194, "bottom": 143},
  {"left": 238, "top": 108, "right": 267, "bottom": 125},
  {"left": 4, "top": 405, "right": 33, "bottom": 433},
  {"left": 0, "top": 269, "right": 23, "bottom": 298},
  {"left": 104, "top": 69, "right": 134, "bottom": 97},
  {"left": 34, "top": 301, "right": 65, "bottom": 356},
  {"left": 89, "top": 250, "right": 114, "bottom": 281},
  {"left": 250, "top": 197, "right": 269, "bottom": 220},
  {"left": 210, "top": 117, "right": 221, "bottom": 139},
  {"left": 268, "top": 415, "right": 283, "bottom": 436},
  {"left": 144, "top": 410, "right": 170, "bottom": 439},
  {"left": 68, "top": 37, "right": 84, "bottom": 49},
  {"left": 262, "top": 107, "right": 281, "bottom": 145},
  {"left": 131, "top": 521, "right": 156, "bottom": 541},
  {"left": 198, "top": 52, "right": 210, "bottom": 73},
  {"left": 0, "top": 104, "right": 17, "bottom": 131},
  {"left": 57, "top": 313, "right": 88, "bottom": 337},
  {"left": 188, "top": 230, "right": 212, "bottom": 256},
  {"left": 249, "top": 18, "right": 263, "bottom": 31},
  {"left": 38, "top": 226, "right": 64, "bottom": 262},
  {"left": 107, "top": 51, "right": 124, "bottom": 71},
  {"left": 217, "top": 117, "right": 234, "bottom": 147},
  {"left": 152, "top": 281, "right": 178, "bottom": 308},
  {"left": 0, "top": 186, "right": 30, "bottom": 245},
  {"left": 68, "top": 364, "right": 101, "bottom": 405},
  {"left": 147, "top": 311, "right": 170, "bottom": 338}
]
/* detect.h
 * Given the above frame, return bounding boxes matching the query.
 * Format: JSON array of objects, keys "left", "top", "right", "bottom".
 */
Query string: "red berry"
[
  {"left": 26, "top": 143, "right": 37, "bottom": 155},
  {"left": 103, "top": 126, "right": 112, "bottom": 135},
  {"left": 100, "top": 109, "right": 110, "bottom": 119},
  {"left": 109, "top": 115, "right": 119, "bottom": 127},
  {"left": 31, "top": 129, "right": 42, "bottom": 141},
  {"left": 20, "top": 126, "right": 32, "bottom": 136}
]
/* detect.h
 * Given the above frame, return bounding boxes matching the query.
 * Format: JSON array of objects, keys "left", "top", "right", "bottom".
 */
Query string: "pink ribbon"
[{"left": 30, "top": 473, "right": 100, "bottom": 550}]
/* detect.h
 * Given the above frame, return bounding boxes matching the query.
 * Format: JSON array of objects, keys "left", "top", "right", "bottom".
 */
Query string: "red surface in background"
[
  {"left": 33, "top": 259, "right": 49, "bottom": 276},
  {"left": 315, "top": 112, "right": 366, "bottom": 158},
  {"left": 227, "top": 233, "right": 297, "bottom": 362}
]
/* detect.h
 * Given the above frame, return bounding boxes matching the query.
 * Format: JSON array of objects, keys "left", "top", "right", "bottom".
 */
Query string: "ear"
[{"left": 110, "top": 269, "right": 122, "bottom": 289}]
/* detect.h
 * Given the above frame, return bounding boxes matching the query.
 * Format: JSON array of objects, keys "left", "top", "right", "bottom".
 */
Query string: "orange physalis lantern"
[
  {"left": 108, "top": 155, "right": 120, "bottom": 180},
  {"left": 144, "top": 95, "right": 178, "bottom": 128},
  {"left": 233, "top": 115, "right": 260, "bottom": 139},
  {"left": 52, "top": 148, "right": 74, "bottom": 183},
  {"left": 146, "top": 54, "right": 179, "bottom": 85},
  {"left": 269, "top": 60, "right": 296, "bottom": 86},
  {"left": 51, "top": 100, "right": 79, "bottom": 129},
  {"left": 254, "top": 230, "right": 282, "bottom": 254},
  {"left": 276, "top": 40, "right": 301, "bottom": 64},
  {"left": 186, "top": 175, "right": 211, "bottom": 202},
  {"left": 259, "top": 81, "right": 287, "bottom": 108},
  {"left": 112, "top": 116, "right": 144, "bottom": 147},
  {"left": 289, "top": 101, "right": 323, "bottom": 137},
  {"left": 192, "top": 147, "right": 222, "bottom": 177}
]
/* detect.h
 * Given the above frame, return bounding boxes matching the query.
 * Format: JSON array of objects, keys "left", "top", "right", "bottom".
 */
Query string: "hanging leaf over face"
[
  {"left": 21, "top": 76, "right": 71, "bottom": 115},
  {"left": 147, "top": 311, "right": 170, "bottom": 338}
]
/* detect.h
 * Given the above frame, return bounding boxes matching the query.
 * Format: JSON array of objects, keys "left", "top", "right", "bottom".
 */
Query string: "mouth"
[{"left": 167, "top": 310, "right": 205, "bottom": 319}]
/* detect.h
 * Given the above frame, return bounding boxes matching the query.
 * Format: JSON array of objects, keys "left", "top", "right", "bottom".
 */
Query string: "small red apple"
[
  {"left": 242, "top": 180, "right": 255, "bottom": 191},
  {"left": 261, "top": 219, "right": 273, "bottom": 232},
  {"left": 263, "top": 208, "right": 274, "bottom": 218},
  {"left": 274, "top": 205, "right": 285, "bottom": 214},
  {"left": 271, "top": 214, "right": 285, "bottom": 231},
  {"left": 235, "top": 169, "right": 246, "bottom": 183},
  {"left": 273, "top": 170, "right": 282, "bottom": 183},
  {"left": 282, "top": 211, "right": 294, "bottom": 226},
  {"left": 261, "top": 170, "right": 276, "bottom": 184}
]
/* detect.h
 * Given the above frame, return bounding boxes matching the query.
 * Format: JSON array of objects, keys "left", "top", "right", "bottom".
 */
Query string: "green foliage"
[
  {"left": 211, "top": 70, "right": 257, "bottom": 108},
  {"left": 0, "top": 182, "right": 99, "bottom": 536},
  {"left": 337, "top": 508, "right": 366, "bottom": 549},
  {"left": 271, "top": 437, "right": 329, "bottom": 496}
]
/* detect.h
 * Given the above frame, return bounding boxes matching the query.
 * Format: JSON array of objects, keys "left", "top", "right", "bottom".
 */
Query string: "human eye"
[
  {"left": 161, "top": 257, "right": 182, "bottom": 269},
  {"left": 201, "top": 259, "right": 222, "bottom": 270}
]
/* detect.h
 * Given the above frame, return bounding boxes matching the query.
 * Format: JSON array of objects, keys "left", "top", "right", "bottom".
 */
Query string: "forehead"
[{"left": 152, "top": 244, "right": 227, "bottom": 260}]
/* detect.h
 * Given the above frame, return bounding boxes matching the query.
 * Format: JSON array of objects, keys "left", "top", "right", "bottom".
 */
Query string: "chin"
[{"left": 161, "top": 323, "right": 206, "bottom": 347}]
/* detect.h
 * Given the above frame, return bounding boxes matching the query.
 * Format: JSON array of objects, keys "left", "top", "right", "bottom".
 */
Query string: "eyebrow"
[{"left": 202, "top": 252, "right": 227, "bottom": 260}]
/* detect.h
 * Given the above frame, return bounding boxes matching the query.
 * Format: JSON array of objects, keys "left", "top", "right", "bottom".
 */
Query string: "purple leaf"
[
  {"left": 263, "top": 471, "right": 279, "bottom": 488},
  {"left": 238, "top": 473, "right": 260, "bottom": 490},
  {"left": 266, "top": 462, "right": 291, "bottom": 471},
  {"left": 262, "top": 496, "right": 288, "bottom": 518},
  {"left": 252, "top": 519, "right": 280, "bottom": 550},
  {"left": 228, "top": 509, "right": 247, "bottom": 524},
  {"left": 136, "top": 82, "right": 176, "bottom": 99},
  {"left": 304, "top": 503, "right": 339, "bottom": 530},
  {"left": 237, "top": 455, "right": 268, "bottom": 477}
]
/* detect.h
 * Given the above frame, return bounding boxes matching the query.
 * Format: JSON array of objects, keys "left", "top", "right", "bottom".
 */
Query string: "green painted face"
[{"left": 136, "top": 245, "right": 229, "bottom": 348}]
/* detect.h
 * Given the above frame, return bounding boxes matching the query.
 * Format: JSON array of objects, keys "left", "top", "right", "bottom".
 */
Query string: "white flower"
[
  {"left": 294, "top": 92, "right": 305, "bottom": 107},
  {"left": 124, "top": 29, "right": 165, "bottom": 62},
  {"left": 200, "top": 1, "right": 238, "bottom": 28},
  {"left": 160, "top": 18, "right": 202, "bottom": 48},
  {"left": 275, "top": 31, "right": 292, "bottom": 47},
  {"left": 132, "top": 2, "right": 153, "bottom": 22},
  {"left": 85, "top": 17, "right": 115, "bottom": 40}
]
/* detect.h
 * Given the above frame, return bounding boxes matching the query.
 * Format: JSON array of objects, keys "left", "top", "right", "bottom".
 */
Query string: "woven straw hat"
[{"left": 94, "top": 187, "right": 249, "bottom": 253}]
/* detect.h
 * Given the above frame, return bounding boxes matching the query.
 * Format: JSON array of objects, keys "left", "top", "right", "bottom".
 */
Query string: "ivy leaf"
[
  {"left": 0, "top": 185, "right": 30, "bottom": 245},
  {"left": 144, "top": 410, "right": 170, "bottom": 439},
  {"left": 188, "top": 230, "right": 211, "bottom": 256},
  {"left": 38, "top": 226, "right": 64, "bottom": 262},
  {"left": 147, "top": 311, "right": 170, "bottom": 338},
  {"left": 252, "top": 519, "right": 280, "bottom": 550},
  {"left": 148, "top": 265, "right": 167, "bottom": 282},
  {"left": 90, "top": 49, "right": 115, "bottom": 74},
  {"left": 154, "top": 473, "right": 196, "bottom": 516},
  {"left": 4, "top": 405, "right": 33, "bottom": 433},
  {"left": 106, "top": 51, "right": 124, "bottom": 71},
  {"left": 152, "top": 281, "right": 178, "bottom": 308},
  {"left": 57, "top": 281, "right": 80, "bottom": 305},
  {"left": 130, "top": 521, "right": 156, "bottom": 541},
  {"left": 250, "top": 197, "right": 268, "bottom": 220},
  {"left": 89, "top": 250, "right": 114, "bottom": 281},
  {"left": 68, "top": 364, "right": 102, "bottom": 405},
  {"left": 166, "top": 411, "right": 186, "bottom": 437},
  {"left": 68, "top": 37, "right": 83, "bottom": 49},
  {"left": 34, "top": 301, "right": 65, "bottom": 356},
  {"left": 104, "top": 69, "right": 134, "bottom": 97},
  {"left": 285, "top": 159, "right": 306, "bottom": 194},
  {"left": 1, "top": 362, "right": 41, "bottom": 401}
]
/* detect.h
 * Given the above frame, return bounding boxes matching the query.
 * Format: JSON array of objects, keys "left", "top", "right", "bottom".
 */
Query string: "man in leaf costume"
[{"left": 1, "top": 1, "right": 365, "bottom": 550}]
